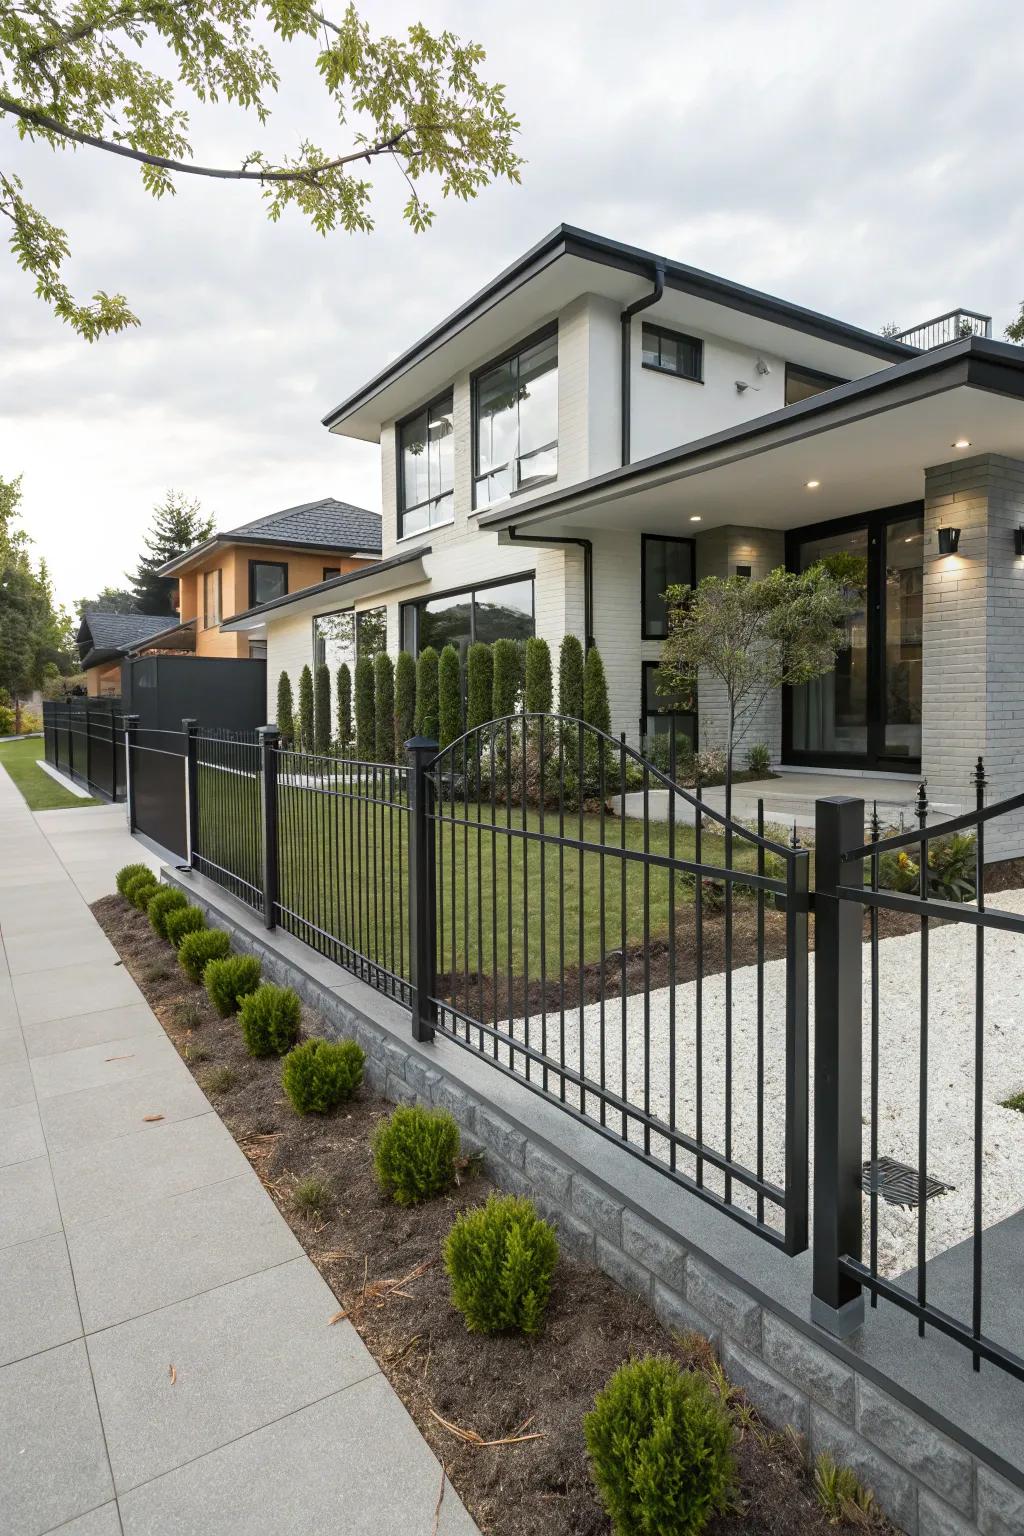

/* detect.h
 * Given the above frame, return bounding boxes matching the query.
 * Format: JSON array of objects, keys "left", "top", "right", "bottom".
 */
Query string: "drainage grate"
[{"left": 861, "top": 1157, "right": 954, "bottom": 1209}]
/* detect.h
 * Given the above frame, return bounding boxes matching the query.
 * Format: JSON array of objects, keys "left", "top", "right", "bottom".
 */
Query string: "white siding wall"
[{"left": 629, "top": 327, "right": 787, "bottom": 464}]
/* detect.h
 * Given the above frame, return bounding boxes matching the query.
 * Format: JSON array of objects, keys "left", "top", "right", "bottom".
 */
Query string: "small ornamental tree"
[
  {"left": 414, "top": 646, "right": 440, "bottom": 739},
  {"left": 524, "top": 636, "right": 552, "bottom": 713},
  {"left": 276, "top": 672, "right": 294, "bottom": 747},
  {"left": 394, "top": 650, "right": 416, "bottom": 757},
  {"left": 659, "top": 565, "right": 856, "bottom": 819},
  {"left": 491, "top": 638, "right": 520, "bottom": 718},
  {"left": 297, "top": 665, "right": 314, "bottom": 753},
  {"left": 438, "top": 644, "right": 462, "bottom": 748},
  {"left": 558, "top": 634, "right": 585, "bottom": 721},
  {"left": 466, "top": 642, "right": 493, "bottom": 731},
  {"left": 336, "top": 663, "right": 352, "bottom": 752},
  {"left": 354, "top": 655, "right": 375, "bottom": 760},
  {"left": 374, "top": 652, "right": 396, "bottom": 763},
  {"left": 313, "top": 663, "right": 332, "bottom": 755}
]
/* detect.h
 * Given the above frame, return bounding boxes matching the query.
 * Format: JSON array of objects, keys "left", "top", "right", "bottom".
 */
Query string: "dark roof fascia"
[
  {"left": 478, "top": 336, "right": 1024, "bottom": 530},
  {"left": 320, "top": 224, "right": 918, "bottom": 431},
  {"left": 117, "top": 618, "right": 196, "bottom": 655},
  {"left": 221, "top": 543, "right": 432, "bottom": 626},
  {"left": 157, "top": 529, "right": 382, "bottom": 578},
  {"left": 80, "top": 648, "right": 122, "bottom": 670}
]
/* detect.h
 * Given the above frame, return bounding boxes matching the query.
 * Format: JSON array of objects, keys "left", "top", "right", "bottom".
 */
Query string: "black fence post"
[
  {"left": 84, "top": 703, "right": 93, "bottom": 792},
  {"left": 123, "top": 714, "right": 140, "bottom": 834},
  {"left": 257, "top": 725, "right": 280, "bottom": 931},
  {"left": 812, "top": 795, "right": 866, "bottom": 1337},
  {"left": 109, "top": 702, "right": 119, "bottom": 803},
  {"left": 182, "top": 718, "right": 199, "bottom": 867},
  {"left": 406, "top": 735, "right": 438, "bottom": 1043}
]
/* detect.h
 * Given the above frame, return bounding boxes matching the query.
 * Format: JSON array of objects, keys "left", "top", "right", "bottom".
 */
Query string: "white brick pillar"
[
  {"left": 694, "top": 525, "right": 785, "bottom": 763},
  {"left": 923, "top": 455, "right": 1024, "bottom": 859}
]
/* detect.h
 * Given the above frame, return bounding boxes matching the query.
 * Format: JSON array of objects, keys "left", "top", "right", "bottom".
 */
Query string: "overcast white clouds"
[{"left": 2, "top": 0, "right": 1023, "bottom": 609}]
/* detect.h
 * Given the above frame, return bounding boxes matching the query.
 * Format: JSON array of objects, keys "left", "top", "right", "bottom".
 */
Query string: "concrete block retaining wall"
[{"left": 164, "top": 868, "right": 1024, "bottom": 1536}]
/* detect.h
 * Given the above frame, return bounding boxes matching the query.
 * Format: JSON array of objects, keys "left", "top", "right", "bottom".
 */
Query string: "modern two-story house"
[{"left": 223, "top": 227, "right": 1024, "bottom": 853}]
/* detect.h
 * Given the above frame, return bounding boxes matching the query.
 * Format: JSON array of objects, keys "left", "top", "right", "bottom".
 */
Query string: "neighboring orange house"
[
  {"left": 156, "top": 497, "right": 382, "bottom": 658},
  {"left": 77, "top": 611, "right": 185, "bottom": 696}
]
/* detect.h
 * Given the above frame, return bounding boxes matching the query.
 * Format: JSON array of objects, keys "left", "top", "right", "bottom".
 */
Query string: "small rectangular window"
[
  {"left": 784, "top": 363, "right": 845, "bottom": 405},
  {"left": 641, "top": 535, "right": 694, "bottom": 639},
  {"left": 248, "top": 639, "right": 267, "bottom": 660},
  {"left": 322, "top": 567, "right": 341, "bottom": 582},
  {"left": 398, "top": 392, "right": 455, "bottom": 538},
  {"left": 641, "top": 324, "right": 702, "bottom": 382},
  {"left": 203, "top": 570, "right": 222, "bottom": 629},
  {"left": 249, "top": 561, "right": 288, "bottom": 608},
  {"left": 642, "top": 661, "right": 697, "bottom": 747}
]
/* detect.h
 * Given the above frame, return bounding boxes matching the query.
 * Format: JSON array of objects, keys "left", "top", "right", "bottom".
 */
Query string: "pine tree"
[
  {"left": 276, "top": 672, "right": 294, "bottom": 746},
  {"left": 314, "top": 663, "right": 331, "bottom": 755},
  {"left": 524, "top": 637, "right": 552, "bottom": 714},
  {"left": 297, "top": 664, "right": 314, "bottom": 753},
  {"left": 414, "top": 647, "right": 439, "bottom": 740},
  {"left": 438, "top": 644, "right": 462, "bottom": 749},
  {"left": 466, "top": 643, "right": 493, "bottom": 731},
  {"left": 355, "top": 655, "right": 375, "bottom": 760},
  {"left": 127, "top": 491, "right": 214, "bottom": 615},
  {"left": 336, "top": 663, "right": 352, "bottom": 751},
  {"left": 558, "top": 634, "right": 585, "bottom": 720},
  {"left": 374, "top": 653, "right": 395, "bottom": 763},
  {"left": 395, "top": 651, "right": 416, "bottom": 758}
]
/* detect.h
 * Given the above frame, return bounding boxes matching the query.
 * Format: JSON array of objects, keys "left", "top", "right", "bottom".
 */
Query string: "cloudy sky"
[{"left": 2, "top": 0, "right": 1023, "bottom": 613}]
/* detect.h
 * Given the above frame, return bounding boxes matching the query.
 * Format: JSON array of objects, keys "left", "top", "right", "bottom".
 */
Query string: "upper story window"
[
  {"left": 249, "top": 560, "right": 288, "bottom": 608},
  {"left": 785, "top": 363, "right": 845, "bottom": 405},
  {"left": 322, "top": 567, "right": 341, "bottom": 582},
  {"left": 398, "top": 393, "right": 454, "bottom": 538},
  {"left": 642, "top": 323, "right": 703, "bottom": 382},
  {"left": 641, "top": 535, "right": 695, "bottom": 639},
  {"left": 203, "top": 569, "right": 222, "bottom": 629},
  {"left": 474, "top": 327, "right": 558, "bottom": 508}
]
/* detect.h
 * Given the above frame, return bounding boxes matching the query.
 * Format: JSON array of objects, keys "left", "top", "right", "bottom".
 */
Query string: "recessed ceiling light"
[
  {"left": 806, "top": 480, "right": 820, "bottom": 489},
  {"left": 689, "top": 515, "right": 702, "bottom": 522},
  {"left": 953, "top": 438, "right": 971, "bottom": 449}
]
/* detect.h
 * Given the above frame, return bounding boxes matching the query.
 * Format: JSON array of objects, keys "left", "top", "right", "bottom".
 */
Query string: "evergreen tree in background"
[
  {"left": 355, "top": 655, "right": 375, "bottom": 760},
  {"left": 127, "top": 491, "right": 213, "bottom": 614},
  {"left": 297, "top": 665, "right": 314, "bottom": 753},
  {"left": 466, "top": 642, "right": 493, "bottom": 731},
  {"left": 75, "top": 586, "right": 137, "bottom": 620},
  {"left": 276, "top": 672, "right": 294, "bottom": 747},
  {"left": 336, "top": 663, "right": 352, "bottom": 751},
  {"left": 373, "top": 653, "right": 395, "bottom": 763},
  {"left": 438, "top": 644, "right": 462, "bottom": 749},
  {"left": 414, "top": 647, "right": 439, "bottom": 740},
  {"left": 558, "top": 634, "right": 585, "bottom": 721},
  {"left": 395, "top": 651, "right": 416, "bottom": 757},
  {"left": 314, "top": 663, "right": 332, "bottom": 755}
]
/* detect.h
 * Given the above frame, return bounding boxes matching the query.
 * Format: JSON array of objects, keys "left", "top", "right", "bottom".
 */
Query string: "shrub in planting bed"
[
  {"left": 165, "top": 905, "right": 206, "bottom": 949},
  {"left": 583, "top": 1354, "right": 735, "bottom": 1536},
  {"left": 116, "top": 862, "right": 151, "bottom": 897},
  {"left": 204, "top": 954, "right": 262, "bottom": 1017},
  {"left": 373, "top": 1103, "right": 460, "bottom": 1205},
  {"left": 125, "top": 874, "right": 159, "bottom": 912},
  {"left": 282, "top": 1037, "right": 364, "bottom": 1114},
  {"left": 444, "top": 1192, "right": 558, "bottom": 1335},
  {"left": 147, "top": 888, "right": 188, "bottom": 940},
  {"left": 177, "top": 928, "right": 231, "bottom": 984},
  {"left": 239, "top": 983, "right": 301, "bottom": 1057}
]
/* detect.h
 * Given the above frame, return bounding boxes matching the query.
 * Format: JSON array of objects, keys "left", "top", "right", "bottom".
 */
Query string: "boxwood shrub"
[
  {"left": 204, "top": 954, "right": 262, "bottom": 1017},
  {"left": 125, "top": 873, "right": 159, "bottom": 912},
  {"left": 165, "top": 905, "right": 206, "bottom": 949},
  {"left": 282, "top": 1037, "right": 364, "bottom": 1114},
  {"left": 373, "top": 1104, "right": 460, "bottom": 1205},
  {"left": 177, "top": 928, "right": 231, "bottom": 984},
  {"left": 148, "top": 888, "right": 188, "bottom": 940},
  {"left": 238, "top": 983, "right": 301, "bottom": 1057},
  {"left": 443, "top": 1193, "right": 558, "bottom": 1335},
  {"left": 116, "top": 862, "right": 151, "bottom": 897}
]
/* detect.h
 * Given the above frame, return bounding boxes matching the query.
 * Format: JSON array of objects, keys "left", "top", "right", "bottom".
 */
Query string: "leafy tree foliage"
[
  {"left": 127, "top": 490, "right": 213, "bottom": 614},
  {"left": 373, "top": 650, "right": 394, "bottom": 762},
  {"left": 0, "top": 473, "right": 73, "bottom": 727},
  {"left": 0, "top": 2, "right": 521, "bottom": 335}
]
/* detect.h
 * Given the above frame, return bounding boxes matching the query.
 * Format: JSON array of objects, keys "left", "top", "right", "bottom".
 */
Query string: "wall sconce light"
[
  {"left": 1015, "top": 527, "right": 1024, "bottom": 558},
  {"left": 937, "top": 526, "right": 961, "bottom": 555}
]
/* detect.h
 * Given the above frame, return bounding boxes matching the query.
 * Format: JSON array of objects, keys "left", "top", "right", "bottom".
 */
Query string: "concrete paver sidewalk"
[{"left": 0, "top": 772, "right": 477, "bottom": 1536}]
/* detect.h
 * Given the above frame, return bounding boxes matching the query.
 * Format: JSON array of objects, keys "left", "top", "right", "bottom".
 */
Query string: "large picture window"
[
  {"left": 313, "top": 610, "right": 355, "bottom": 674},
  {"left": 473, "top": 328, "right": 557, "bottom": 508},
  {"left": 356, "top": 607, "right": 387, "bottom": 661},
  {"left": 401, "top": 576, "right": 534, "bottom": 660},
  {"left": 398, "top": 393, "right": 454, "bottom": 538},
  {"left": 641, "top": 535, "right": 695, "bottom": 639}
]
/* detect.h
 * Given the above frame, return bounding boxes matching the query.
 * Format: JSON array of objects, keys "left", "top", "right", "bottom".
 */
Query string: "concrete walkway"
[{"left": 0, "top": 774, "right": 477, "bottom": 1535}]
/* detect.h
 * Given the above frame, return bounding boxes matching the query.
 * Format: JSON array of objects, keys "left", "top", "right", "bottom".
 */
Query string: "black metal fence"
[
  {"left": 189, "top": 725, "right": 264, "bottom": 913},
  {"left": 125, "top": 716, "right": 188, "bottom": 860},
  {"left": 42, "top": 698, "right": 125, "bottom": 801}
]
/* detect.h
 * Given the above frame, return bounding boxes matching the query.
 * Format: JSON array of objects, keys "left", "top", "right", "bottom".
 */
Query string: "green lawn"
[{"left": 0, "top": 737, "right": 98, "bottom": 811}]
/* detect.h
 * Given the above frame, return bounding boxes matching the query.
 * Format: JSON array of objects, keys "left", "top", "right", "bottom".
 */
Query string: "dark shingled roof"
[
  {"left": 225, "top": 497, "right": 381, "bottom": 551},
  {"left": 77, "top": 610, "right": 180, "bottom": 667}
]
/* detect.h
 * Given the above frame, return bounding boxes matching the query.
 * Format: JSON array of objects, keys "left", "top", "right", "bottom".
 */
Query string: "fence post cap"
[
  {"left": 404, "top": 734, "right": 439, "bottom": 752},
  {"left": 181, "top": 716, "right": 198, "bottom": 733},
  {"left": 257, "top": 723, "right": 280, "bottom": 738}
]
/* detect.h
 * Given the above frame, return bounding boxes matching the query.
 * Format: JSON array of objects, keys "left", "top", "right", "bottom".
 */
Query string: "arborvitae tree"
[
  {"left": 297, "top": 665, "right": 314, "bottom": 753},
  {"left": 127, "top": 491, "right": 213, "bottom": 614},
  {"left": 583, "top": 643, "right": 612, "bottom": 787},
  {"left": 336, "top": 663, "right": 352, "bottom": 751},
  {"left": 491, "top": 638, "right": 520, "bottom": 719},
  {"left": 558, "top": 634, "right": 585, "bottom": 720},
  {"left": 466, "top": 642, "right": 493, "bottom": 732},
  {"left": 276, "top": 672, "right": 294, "bottom": 746},
  {"left": 414, "top": 646, "right": 439, "bottom": 740},
  {"left": 374, "top": 653, "right": 395, "bottom": 763},
  {"left": 395, "top": 650, "right": 416, "bottom": 756},
  {"left": 355, "top": 655, "right": 375, "bottom": 760},
  {"left": 313, "top": 663, "right": 331, "bottom": 754},
  {"left": 438, "top": 644, "right": 462, "bottom": 749},
  {"left": 524, "top": 636, "right": 552, "bottom": 714}
]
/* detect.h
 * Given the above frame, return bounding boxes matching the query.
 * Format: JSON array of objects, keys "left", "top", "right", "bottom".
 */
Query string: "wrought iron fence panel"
[
  {"left": 42, "top": 699, "right": 124, "bottom": 800},
  {"left": 193, "top": 731, "right": 264, "bottom": 913},
  {"left": 127, "top": 725, "right": 188, "bottom": 859}
]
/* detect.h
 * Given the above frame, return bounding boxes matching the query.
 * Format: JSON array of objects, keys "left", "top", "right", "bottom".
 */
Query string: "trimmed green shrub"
[
  {"left": 178, "top": 928, "right": 230, "bottom": 984},
  {"left": 584, "top": 1355, "right": 735, "bottom": 1536},
  {"left": 282, "top": 1037, "right": 364, "bottom": 1114},
  {"left": 583, "top": 643, "right": 613, "bottom": 787},
  {"left": 414, "top": 646, "right": 439, "bottom": 739},
  {"left": 374, "top": 652, "right": 395, "bottom": 763},
  {"left": 355, "top": 654, "right": 375, "bottom": 760},
  {"left": 276, "top": 671, "right": 294, "bottom": 747},
  {"left": 165, "top": 905, "right": 206, "bottom": 949},
  {"left": 524, "top": 636, "right": 552, "bottom": 714},
  {"left": 238, "top": 983, "right": 301, "bottom": 1057},
  {"left": 491, "top": 638, "right": 520, "bottom": 719},
  {"left": 336, "top": 663, "right": 352, "bottom": 751},
  {"left": 395, "top": 650, "right": 416, "bottom": 757},
  {"left": 466, "top": 642, "right": 493, "bottom": 732},
  {"left": 116, "top": 861, "right": 151, "bottom": 897},
  {"left": 204, "top": 954, "right": 262, "bottom": 1017},
  {"left": 443, "top": 1193, "right": 558, "bottom": 1335},
  {"left": 125, "top": 873, "right": 159, "bottom": 912},
  {"left": 314, "top": 663, "right": 332, "bottom": 755},
  {"left": 148, "top": 887, "right": 188, "bottom": 939},
  {"left": 558, "top": 634, "right": 585, "bottom": 720},
  {"left": 438, "top": 644, "right": 462, "bottom": 748},
  {"left": 297, "top": 664, "right": 314, "bottom": 753},
  {"left": 373, "top": 1104, "right": 460, "bottom": 1205}
]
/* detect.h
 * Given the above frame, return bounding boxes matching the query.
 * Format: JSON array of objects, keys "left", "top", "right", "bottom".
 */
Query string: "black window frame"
[
  {"left": 640, "top": 322, "right": 704, "bottom": 383},
  {"left": 399, "top": 571, "right": 536, "bottom": 656},
  {"left": 396, "top": 389, "right": 456, "bottom": 539},
  {"left": 312, "top": 608, "right": 355, "bottom": 672},
  {"left": 471, "top": 323, "right": 559, "bottom": 511},
  {"left": 784, "top": 362, "right": 846, "bottom": 406},
  {"left": 641, "top": 660, "right": 697, "bottom": 747},
  {"left": 355, "top": 606, "right": 388, "bottom": 663},
  {"left": 248, "top": 559, "right": 289, "bottom": 609},
  {"left": 202, "top": 568, "right": 222, "bottom": 630},
  {"left": 322, "top": 566, "right": 341, "bottom": 582},
  {"left": 640, "top": 533, "right": 696, "bottom": 640}
]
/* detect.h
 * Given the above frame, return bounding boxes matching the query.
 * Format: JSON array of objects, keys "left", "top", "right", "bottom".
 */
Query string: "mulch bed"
[{"left": 94, "top": 891, "right": 897, "bottom": 1536}]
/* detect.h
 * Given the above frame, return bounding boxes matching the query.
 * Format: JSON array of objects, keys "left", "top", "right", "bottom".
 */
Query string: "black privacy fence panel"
[
  {"left": 42, "top": 699, "right": 126, "bottom": 801},
  {"left": 128, "top": 727, "right": 187, "bottom": 860},
  {"left": 193, "top": 732, "right": 264, "bottom": 913}
]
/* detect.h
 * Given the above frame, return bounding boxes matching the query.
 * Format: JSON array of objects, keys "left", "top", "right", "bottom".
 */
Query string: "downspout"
[
  {"left": 505, "top": 526, "right": 594, "bottom": 652},
  {"left": 620, "top": 262, "right": 665, "bottom": 465}
]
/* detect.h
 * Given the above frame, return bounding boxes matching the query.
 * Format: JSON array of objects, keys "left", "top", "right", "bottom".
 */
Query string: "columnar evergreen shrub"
[
  {"left": 394, "top": 650, "right": 416, "bottom": 757},
  {"left": 177, "top": 927, "right": 231, "bottom": 984},
  {"left": 336, "top": 663, "right": 352, "bottom": 751},
  {"left": 116, "top": 862, "right": 151, "bottom": 897},
  {"left": 491, "top": 638, "right": 520, "bottom": 719},
  {"left": 438, "top": 644, "right": 462, "bottom": 748},
  {"left": 204, "top": 954, "right": 262, "bottom": 1016},
  {"left": 466, "top": 642, "right": 493, "bottom": 731},
  {"left": 443, "top": 1193, "right": 559, "bottom": 1335},
  {"left": 583, "top": 1355, "right": 735, "bottom": 1536},
  {"left": 165, "top": 905, "right": 206, "bottom": 949},
  {"left": 355, "top": 654, "right": 375, "bottom": 760},
  {"left": 583, "top": 642, "right": 613, "bottom": 787},
  {"left": 297, "top": 664, "right": 314, "bottom": 753},
  {"left": 276, "top": 671, "right": 294, "bottom": 746},
  {"left": 125, "top": 873, "right": 159, "bottom": 911},
  {"left": 374, "top": 653, "right": 396, "bottom": 763},
  {"left": 148, "top": 887, "right": 187, "bottom": 939},
  {"left": 558, "top": 634, "right": 585, "bottom": 720},
  {"left": 282, "top": 1037, "right": 364, "bottom": 1113},
  {"left": 414, "top": 646, "right": 439, "bottom": 739},
  {"left": 373, "top": 1104, "right": 460, "bottom": 1205},
  {"left": 524, "top": 636, "right": 552, "bottom": 713},
  {"left": 238, "top": 983, "right": 302, "bottom": 1057},
  {"left": 314, "top": 663, "right": 332, "bottom": 755}
]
